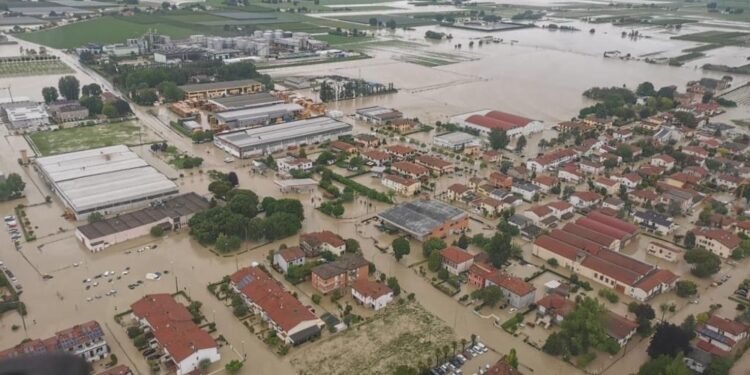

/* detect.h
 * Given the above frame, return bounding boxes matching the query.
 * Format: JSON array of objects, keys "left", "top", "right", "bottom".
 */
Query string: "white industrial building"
[
  {"left": 449, "top": 109, "right": 544, "bottom": 138},
  {"left": 1, "top": 98, "right": 50, "bottom": 131},
  {"left": 214, "top": 116, "right": 352, "bottom": 158},
  {"left": 433, "top": 132, "right": 481, "bottom": 151},
  {"left": 36, "top": 145, "right": 178, "bottom": 220},
  {"left": 213, "top": 102, "right": 304, "bottom": 129}
]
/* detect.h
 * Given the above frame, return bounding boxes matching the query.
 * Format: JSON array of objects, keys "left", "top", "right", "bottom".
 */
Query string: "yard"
[
  {"left": 28, "top": 121, "right": 161, "bottom": 156},
  {"left": 289, "top": 301, "right": 455, "bottom": 374}
]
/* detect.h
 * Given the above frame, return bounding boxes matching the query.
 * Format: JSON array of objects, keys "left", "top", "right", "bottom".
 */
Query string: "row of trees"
[
  {"left": 0, "top": 173, "right": 25, "bottom": 201},
  {"left": 42, "top": 77, "right": 131, "bottom": 118}
]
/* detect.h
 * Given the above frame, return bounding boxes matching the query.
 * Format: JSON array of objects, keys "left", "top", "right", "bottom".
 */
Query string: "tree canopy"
[
  {"left": 647, "top": 322, "right": 692, "bottom": 359},
  {"left": 543, "top": 297, "right": 619, "bottom": 356}
]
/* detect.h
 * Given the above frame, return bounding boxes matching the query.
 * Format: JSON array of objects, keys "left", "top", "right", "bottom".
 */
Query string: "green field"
[
  {"left": 333, "top": 14, "right": 436, "bottom": 27},
  {"left": 28, "top": 122, "right": 161, "bottom": 156},
  {"left": 315, "top": 34, "right": 374, "bottom": 46},
  {"left": 672, "top": 31, "right": 750, "bottom": 46},
  {"left": 0, "top": 60, "right": 72, "bottom": 77}
]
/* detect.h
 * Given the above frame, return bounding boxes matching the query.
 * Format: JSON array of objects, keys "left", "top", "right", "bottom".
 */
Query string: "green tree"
[
  {"left": 228, "top": 192, "right": 259, "bottom": 219},
  {"left": 636, "top": 81, "right": 656, "bottom": 97},
  {"left": 684, "top": 231, "right": 696, "bottom": 249},
  {"left": 428, "top": 250, "right": 442, "bottom": 272},
  {"left": 647, "top": 322, "right": 691, "bottom": 359},
  {"left": 79, "top": 95, "right": 103, "bottom": 115},
  {"left": 515, "top": 135, "right": 527, "bottom": 152},
  {"left": 316, "top": 150, "right": 336, "bottom": 165},
  {"left": 101, "top": 103, "right": 118, "bottom": 118},
  {"left": 387, "top": 276, "right": 401, "bottom": 296},
  {"left": 0, "top": 173, "right": 25, "bottom": 201},
  {"left": 543, "top": 297, "right": 617, "bottom": 356},
  {"left": 386, "top": 19, "right": 397, "bottom": 29},
  {"left": 150, "top": 225, "right": 165, "bottom": 237},
  {"left": 392, "top": 237, "right": 411, "bottom": 261},
  {"left": 345, "top": 238, "right": 360, "bottom": 253},
  {"left": 684, "top": 248, "right": 721, "bottom": 277},
  {"left": 208, "top": 180, "right": 232, "bottom": 200},
  {"left": 489, "top": 130, "right": 509, "bottom": 150},
  {"left": 88, "top": 212, "right": 104, "bottom": 223},
  {"left": 422, "top": 237, "right": 446, "bottom": 257},
  {"left": 704, "top": 357, "right": 733, "bottom": 375},
  {"left": 225, "top": 360, "right": 243, "bottom": 374},
  {"left": 134, "top": 89, "right": 158, "bottom": 106},
  {"left": 505, "top": 348, "right": 519, "bottom": 369},
  {"left": 638, "top": 355, "right": 690, "bottom": 375},
  {"left": 215, "top": 233, "right": 241, "bottom": 253},
  {"left": 58, "top": 75, "right": 80, "bottom": 100},
  {"left": 675, "top": 280, "right": 697, "bottom": 298},
  {"left": 81, "top": 83, "right": 102, "bottom": 97},
  {"left": 158, "top": 81, "right": 184, "bottom": 102},
  {"left": 41, "top": 86, "right": 58, "bottom": 103},
  {"left": 263, "top": 212, "right": 302, "bottom": 240},
  {"left": 471, "top": 285, "right": 504, "bottom": 307}
]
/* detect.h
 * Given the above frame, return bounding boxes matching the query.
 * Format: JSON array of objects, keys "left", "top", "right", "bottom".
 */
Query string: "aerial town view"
[{"left": 0, "top": 0, "right": 749, "bottom": 374}]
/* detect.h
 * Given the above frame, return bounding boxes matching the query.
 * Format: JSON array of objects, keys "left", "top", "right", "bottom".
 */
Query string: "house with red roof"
[
  {"left": 486, "top": 359, "right": 524, "bottom": 375},
  {"left": 330, "top": 140, "right": 357, "bottom": 154},
  {"left": 717, "top": 174, "right": 741, "bottom": 191},
  {"left": 532, "top": 175, "right": 557, "bottom": 193},
  {"left": 440, "top": 247, "right": 474, "bottom": 275},
  {"left": 631, "top": 189, "right": 659, "bottom": 206},
  {"left": 606, "top": 312, "right": 638, "bottom": 347},
  {"left": 593, "top": 177, "right": 620, "bottom": 195},
  {"left": 386, "top": 145, "right": 418, "bottom": 160},
  {"left": 351, "top": 280, "right": 394, "bottom": 310},
  {"left": 489, "top": 172, "right": 513, "bottom": 189},
  {"left": 525, "top": 148, "right": 577, "bottom": 172},
  {"left": 569, "top": 191, "right": 602, "bottom": 209},
  {"left": 471, "top": 197, "right": 505, "bottom": 217},
  {"left": 615, "top": 173, "right": 641, "bottom": 190},
  {"left": 96, "top": 365, "right": 133, "bottom": 375},
  {"left": 361, "top": 150, "right": 390, "bottom": 166},
  {"left": 547, "top": 201, "right": 574, "bottom": 219},
  {"left": 416, "top": 154, "right": 454, "bottom": 175},
  {"left": 557, "top": 164, "right": 583, "bottom": 183},
  {"left": 273, "top": 246, "right": 306, "bottom": 273},
  {"left": 456, "top": 110, "right": 544, "bottom": 138},
  {"left": 651, "top": 154, "right": 675, "bottom": 169},
  {"left": 131, "top": 294, "right": 219, "bottom": 374},
  {"left": 300, "top": 230, "right": 346, "bottom": 257},
  {"left": 696, "top": 315, "right": 749, "bottom": 356},
  {"left": 683, "top": 145, "right": 709, "bottom": 160},
  {"left": 485, "top": 271, "right": 536, "bottom": 308},
  {"left": 524, "top": 205, "right": 553, "bottom": 225},
  {"left": 579, "top": 159, "right": 604, "bottom": 175},
  {"left": 311, "top": 254, "right": 369, "bottom": 294},
  {"left": 468, "top": 262, "right": 495, "bottom": 288},
  {"left": 446, "top": 183, "right": 471, "bottom": 201},
  {"left": 230, "top": 267, "right": 323, "bottom": 345},
  {"left": 0, "top": 320, "right": 109, "bottom": 364},
  {"left": 536, "top": 294, "right": 575, "bottom": 324},
  {"left": 693, "top": 228, "right": 741, "bottom": 258},
  {"left": 381, "top": 174, "right": 421, "bottom": 196},
  {"left": 391, "top": 161, "right": 430, "bottom": 180}
]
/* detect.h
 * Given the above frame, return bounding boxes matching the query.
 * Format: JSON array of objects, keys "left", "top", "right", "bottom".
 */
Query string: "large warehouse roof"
[
  {"left": 378, "top": 199, "right": 466, "bottom": 238},
  {"left": 36, "top": 145, "right": 178, "bottom": 215},
  {"left": 216, "top": 117, "right": 352, "bottom": 149},
  {"left": 214, "top": 103, "right": 303, "bottom": 122},
  {"left": 209, "top": 92, "right": 283, "bottom": 110}
]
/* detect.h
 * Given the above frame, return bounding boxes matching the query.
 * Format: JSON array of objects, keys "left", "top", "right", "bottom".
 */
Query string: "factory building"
[
  {"left": 213, "top": 116, "right": 352, "bottom": 158},
  {"left": 212, "top": 103, "right": 304, "bottom": 130},
  {"left": 35, "top": 145, "right": 178, "bottom": 220},
  {"left": 178, "top": 79, "right": 264, "bottom": 100}
]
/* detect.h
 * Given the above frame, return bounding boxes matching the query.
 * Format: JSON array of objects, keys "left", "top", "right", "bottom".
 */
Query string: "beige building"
[
  {"left": 693, "top": 228, "right": 740, "bottom": 258},
  {"left": 179, "top": 79, "right": 264, "bottom": 100},
  {"left": 381, "top": 174, "right": 420, "bottom": 196}
]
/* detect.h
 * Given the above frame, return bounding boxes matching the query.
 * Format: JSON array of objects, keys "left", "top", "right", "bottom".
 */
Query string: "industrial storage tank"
[
  {"left": 254, "top": 30, "right": 263, "bottom": 38},
  {"left": 263, "top": 30, "right": 273, "bottom": 40},
  {"left": 274, "top": 29, "right": 283, "bottom": 39}
]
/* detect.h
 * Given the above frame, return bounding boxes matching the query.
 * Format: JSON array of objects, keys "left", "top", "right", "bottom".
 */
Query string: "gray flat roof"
[
  {"left": 216, "top": 117, "right": 352, "bottom": 149},
  {"left": 214, "top": 103, "right": 303, "bottom": 122},
  {"left": 434, "top": 132, "right": 478, "bottom": 144},
  {"left": 179, "top": 79, "right": 261, "bottom": 93},
  {"left": 36, "top": 145, "right": 178, "bottom": 214},
  {"left": 378, "top": 200, "right": 466, "bottom": 238},
  {"left": 76, "top": 193, "right": 209, "bottom": 240},
  {"left": 208, "top": 92, "right": 283, "bottom": 110},
  {"left": 274, "top": 178, "right": 318, "bottom": 188}
]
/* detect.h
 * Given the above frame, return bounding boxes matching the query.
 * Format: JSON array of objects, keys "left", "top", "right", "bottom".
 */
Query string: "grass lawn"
[
  {"left": 28, "top": 121, "right": 161, "bottom": 156},
  {"left": 19, "top": 16, "right": 195, "bottom": 49},
  {"left": 0, "top": 60, "right": 72, "bottom": 77}
]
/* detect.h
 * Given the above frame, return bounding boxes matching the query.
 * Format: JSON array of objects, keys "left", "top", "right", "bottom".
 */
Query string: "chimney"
[{"left": 19, "top": 149, "right": 28, "bottom": 165}]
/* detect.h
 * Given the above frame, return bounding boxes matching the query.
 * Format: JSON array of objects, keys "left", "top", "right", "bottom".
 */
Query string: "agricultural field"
[
  {"left": 314, "top": 34, "right": 374, "bottom": 46},
  {"left": 289, "top": 301, "right": 455, "bottom": 375},
  {"left": 332, "top": 14, "right": 437, "bottom": 28},
  {"left": 0, "top": 59, "right": 72, "bottom": 77},
  {"left": 28, "top": 121, "right": 161, "bottom": 156},
  {"left": 672, "top": 31, "right": 750, "bottom": 47}
]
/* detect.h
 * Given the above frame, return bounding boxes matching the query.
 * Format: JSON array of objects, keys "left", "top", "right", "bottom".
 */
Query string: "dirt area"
[{"left": 289, "top": 300, "right": 455, "bottom": 375}]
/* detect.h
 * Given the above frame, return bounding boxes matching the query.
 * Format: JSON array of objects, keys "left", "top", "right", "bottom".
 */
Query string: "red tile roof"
[
  {"left": 707, "top": 315, "right": 749, "bottom": 336},
  {"left": 547, "top": 201, "right": 573, "bottom": 212},
  {"left": 487, "top": 359, "right": 524, "bottom": 375},
  {"left": 653, "top": 154, "right": 675, "bottom": 163},
  {"left": 606, "top": 312, "right": 638, "bottom": 340},
  {"left": 0, "top": 321, "right": 105, "bottom": 361},
  {"left": 362, "top": 150, "right": 389, "bottom": 161},
  {"left": 528, "top": 205, "right": 552, "bottom": 218},
  {"left": 277, "top": 246, "right": 305, "bottom": 262},
  {"left": 576, "top": 217, "right": 629, "bottom": 241},
  {"left": 533, "top": 149, "right": 577, "bottom": 167},
  {"left": 693, "top": 228, "right": 741, "bottom": 250},
  {"left": 131, "top": 294, "right": 216, "bottom": 363},
  {"left": 440, "top": 246, "right": 474, "bottom": 265},
  {"left": 571, "top": 191, "right": 602, "bottom": 202},
  {"left": 534, "top": 174, "right": 557, "bottom": 187},
  {"left": 300, "top": 231, "right": 346, "bottom": 248},
  {"left": 594, "top": 177, "right": 618, "bottom": 187},
  {"left": 486, "top": 272, "right": 536, "bottom": 296},
  {"left": 635, "top": 269, "right": 678, "bottom": 292},
  {"left": 697, "top": 339, "right": 732, "bottom": 357},
  {"left": 392, "top": 161, "right": 429, "bottom": 176},
  {"left": 562, "top": 223, "right": 618, "bottom": 248},
  {"left": 587, "top": 211, "right": 639, "bottom": 235},
  {"left": 386, "top": 145, "right": 417, "bottom": 156},
  {"left": 416, "top": 155, "right": 452, "bottom": 169},
  {"left": 466, "top": 114, "right": 519, "bottom": 132},
  {"left": 548, "top": 229, "right": 605, "bottom": 254},
  {"left": 352, "top": 279, "right": 393, "bottom": 299},
  {"left": 581, "top": 255, "right": 640, "bottom": 285},
  {"left": 330, "top": 140, "right": 356, "bottom": 152},
  {"left": 383, "top": 174, "right": 418, "bottom": 187},
  {"left": 485, "top": 110, "right": 533, "bottom": 126},
  {"left": 472, "top": 197, "right": 504, "bottom": 209},
  {"left": 533, "top": 235, "right": 581, "bottom": 261},
  {"left": 96, "top": 365, "right": 133, "bottom": 375},
  {"left": 230, "top": 267, "right": 318, "bottom": 333},
  {"left": 536, "top": 294, "right": 574, "bottom": 317},
  {"left": 448, "top": 183, "right": 470, "bottom": 194},
  {"left": 683, "top": 145, "right": 709, "bottom": 158}
]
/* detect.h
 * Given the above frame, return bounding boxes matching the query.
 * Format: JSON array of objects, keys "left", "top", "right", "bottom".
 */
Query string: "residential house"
[
  {"left": 651, "top": 154, "right": 676, "bottom": 169},
  {"left": 299, "top": 231, "right": 346, "bottom": 257},
  {"left": 547, "top": 201, "right": 574, "bottom": 219},
  {"left": 693, "top": 228, "right": 741, "bottom": 258},
  {"left": 486, "top": 359, "right": 524, "bottom": 375},
  {"left": 532, "top": 175, "right": 557, "bottom": 194},
  {"left": 329, "top": 140, "right": 357, "bottom": 154},
  {"left": 385, "top": 145, "right": 417, "bottom": 161},
  {"left": 593, "top": 177, "right": 619, "bottom": 195},
  {"left": 131, "top": 294, "right": 219, "bottom": 374},
  {"left": 511, "top": 182, "right": 541, "bottom": 202},
  {"left": 526, "top": 148, "right": 577, "bottom": 172},
  {"left": 607, "top": 312, "right": 638, "bottom": 347},
  {"left": 273, "top": 246, "right": 306, "bottom": 273},
  {"left": 616, "top": 173, "right": 641, "bottom": 190},
  {"left": 0, "top": 321, "right": 109, "bottom": 364},
  {"left": 602, "top": 197, "right": 625, "bottom": 211},
  {"left": 230, "top": 267, "right": 323, "bottom": 345},
  {"left": 351, "top": 280, "right": 393, "bottom": 310},
  {"left": 683, "top": 146, "right": 709, "bottom": 161},
  {"left": 440, "top": 246, "right": 474, "bottom": 275},
  {"left": 696, "top": 315, "right": 749, "bottom": 356},
  {"left": 536, "top": 294, "right": 575, "bottom": 325},
  {"left": 646, "top": 241, "right": 681, "bottom": 263},
  {"left": 381, "top": 174, "right": 420, "bottom": 196},
  {"left": 524, "top": 205, "right": 553, "bottom": 226},
  {"left": 717, "top": 174, "right": 741, "bottom": 191},
  {"left": 483, "top": 150, "right": 501, "bottom": 163},
  {"left": 485, "top": 271, "right": 536, "bottom": 309},
  {"left": 468, "top": 262, "right": 495, "bottom": 288},
  {"left": 277, "top": 157, "right": 313, "bottom": 174},
  {"left": 446, "top": 183, "right": 471, "bottom": 201},
  {"left": 391, "top": 161, "right": 429, "bottom": 180},
  {"left": 489, "top": 172, "right": 513, "bottom": 189},
  {"left": 361, "top": 150, "right": 390, "bottom": 166},
  {"left": 579, "top": 159, "right": 604, "bottom": 175},
  {"left": 311, "top": 254, "right": 369, "bottom": 294},
  {"left": 569, "top": 191, "right": 602, "bottom": 209},
  {"left": 392, "top": 118, "right": 417, "bottom": 133},
  {"left": 353, "top": 134, "right": 380, "bottom": 148},
  {"left": 471, "top": 197, "right": 504, "bottom": 217},
  {"left": 634, "top": 210, "right": 677, "bottom": 235},
  {"left": 415, "top": 155, "right": 454, "bottom": 175},
  {"left": 558, "top": 164, "right": 583, "bottom": 183},
  {"left": 613, "top": 128, "right": 632, "bottom": 141}
]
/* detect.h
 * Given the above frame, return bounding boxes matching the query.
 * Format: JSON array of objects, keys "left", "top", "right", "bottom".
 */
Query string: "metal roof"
[
  {"left": 214, "top": 103, "right": 303, "bottom": 122},
  {"left": 208, "top": 92, "right": 283, "bottom": 110},
  {"left": 378, "top": 200, "right": 466, "bottom": 238},
  {"left": 178, "top": 79, "right": 261, "bottom": 93},
  {"left": 216, "top": 117, "right": 352, "bottom": 149}
]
